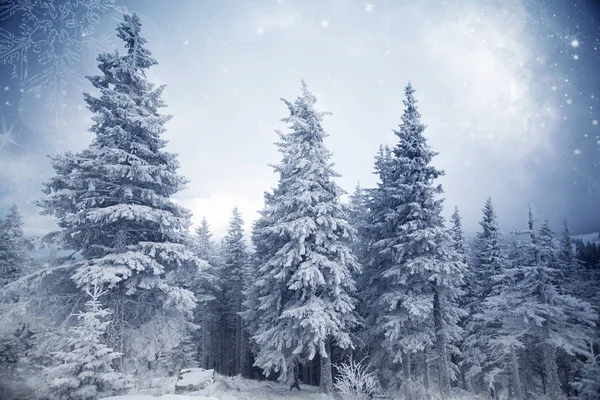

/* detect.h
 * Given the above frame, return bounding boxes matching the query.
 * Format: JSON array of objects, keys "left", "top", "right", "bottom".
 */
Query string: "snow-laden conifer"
[
  {"left": 361, "top": 83, "right": 466, "bottom": 396},
  {"left": 219, "top": 207, "right": 249, "bottom": 376},
  {"left": 0, "top": 205, "right": 29, "bottom": 286},
  {"left": 245, "top": 81, "right": 360, "bottom": 393},
  {"left": 38, "top": 13, "right": 209, "bottom": 361},
  {"left": 46, "top": 285, "right": 128, "bottom": 400}
]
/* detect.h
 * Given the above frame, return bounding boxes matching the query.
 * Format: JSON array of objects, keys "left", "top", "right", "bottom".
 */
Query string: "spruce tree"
[
  {"left": 472, "top": 197, "right": 505, "bottom": 301},
  {"left": 362, "top": 83, "right": 466, "bottom": 396},
  {"left": 38, "top": 13, "right": 207, "bottom": 361},
  {"left": 46, "top": 285, "right": 128, "bottom": 400},
  {"left": 246, "top": 81, "right": 359, "bottom": 393},
  {"left": 0, "top": 205, "right": 29, "bottom": 287},
  {"left": 462, "top": 198, "right": 514, "bottom": 395},
  {"left": 449, "top": 207, "right": 469, "bottom": 266},
  {"left": 479, "top": 210, "right": 597, "bottom": 400},
  {"left": 192, "top": 218, "right": 219, "bottom": 370},
  {"left": 449, "top": 206, "right": 471, "bottom": 390},
  {"left": 573, "top": 343, "right": 600, "bottom": 400},
  {"left": 219, "top": 207, "right": 249, "bottom": 376},
  {"left": 194, "top": 218, "right": 218, "bottom": 265},
  {"left": 347, "top": 183, "right": 369, "bottom": 264},
  {"left": 355, "top": 146, "right": 398, "bottom": 385}
]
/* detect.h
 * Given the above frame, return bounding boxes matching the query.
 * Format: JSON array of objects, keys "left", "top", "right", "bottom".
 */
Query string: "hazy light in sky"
[{"left": 0, "top": 0, "right": 598, "bottom": 241}]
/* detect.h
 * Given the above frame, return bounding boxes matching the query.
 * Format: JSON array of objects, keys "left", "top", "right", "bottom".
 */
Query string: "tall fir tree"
[
  {"left": 218, "top": 207, "right": 249, "bottom": 376},
  {"left": 463, "top": 197, "right": 514, "bottom": 395},
  {"left": 361, "top": 83, "right": 466, "bottom": 396},
  {"left": 194, "top": 218, "right": 218, "bottom": 265},
  {"left": 346, "top": 183, "right": 369, "bottom": 264},
  {"left": 473, "top": 197, "right": 505, "bottom": 301},
  {"left": 449, "top": 206, "right": 471, "bottom": 390},
  {"left": 572, "top": 343, "right": 600, "bottom": 400},
  {"left": 45, "top": 285, "right": 128, "bottom": 400},
  {"left": 244, "top": 81, "right": 360, "bottom": 393},
  {"left": 37, "top": 13, "right": 207, "bottom": 363},
  {"left": 477, "top": 210, "right": 597, "bottom": 400},
  {"left": 192, "top": 217, "right": 220, "bottom": 370},
  {"left": 0, "top": 205, "right": 29, "bottom": 287}
]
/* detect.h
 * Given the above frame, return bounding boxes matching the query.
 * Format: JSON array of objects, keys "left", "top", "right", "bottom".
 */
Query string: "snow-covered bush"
[
  {"left": 333, "top": 357, "right": 379, "bottom": 400},
  {"left": 45, "top": 285, "right": 129, "bottom": 400}
]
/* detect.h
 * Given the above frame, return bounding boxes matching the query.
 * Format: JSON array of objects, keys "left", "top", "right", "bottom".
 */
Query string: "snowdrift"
[{"left": 100, "top": 373, "right": 334, "bottom": 400}]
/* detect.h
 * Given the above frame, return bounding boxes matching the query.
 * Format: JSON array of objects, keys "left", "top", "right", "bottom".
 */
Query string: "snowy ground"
[{"left": 101, "top": 374, "right": 334, "bottom": 400}]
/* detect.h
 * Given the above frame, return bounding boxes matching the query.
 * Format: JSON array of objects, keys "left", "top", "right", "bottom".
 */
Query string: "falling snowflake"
[
  {"left": 593, "top": 120, "right": 599, "bottom": 125},
  {"left": 574, "top": 149, "right": 581, "bottom": 155},
  {"left": 573, "top": 54, "right": 579, "bottom": 60},
  {"left": 321, "top": 19, "right": 329, "bottom": 28},
  {"left": 551, "top": 86, "right": 557, "bottom": 91},
  {"left": 571, "top": 39, "right": 579, "bottom": 48},
  {"left": 0, "top": 0, "right": 122, "bottom": 129},
  {"left": 566, "top": 98, "right": 572, "bottom": 104}
]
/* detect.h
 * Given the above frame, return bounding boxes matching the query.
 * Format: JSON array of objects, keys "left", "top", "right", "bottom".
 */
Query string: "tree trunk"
[
  {"left": 521, "top": 349, "right": 534, "bottom": 397},
  {"left": 542, "top": 344, "right": 566, "bottom": 400},
  {"left": 402, "top": 351, "right": 412, "bottom": 382},
  {"left": 460, "top": 363, "right": 467, "bottom": 391},
  {"left": 433, "top": 285, "right": 450, "bottom": 396},
  {"left": 236, "top": 313, "right": 243, "bottom": 375},
  {"left": 302, "top": 362, "right": 309, "bottom": 385},
  {"left": 319, "top": 339, "right": 333, "bottom": 393},
  {"left": 423, "top": 349, "right": 430, "bottom": 396},
  {"left": 510, "top": 346, "right": 523, "bottom": 400},
  {"left": 541, "top": 367, "right": 547, "bottom": 394},
  {"left": 108, "top": 225, "right": 127, "bottom": 372}
]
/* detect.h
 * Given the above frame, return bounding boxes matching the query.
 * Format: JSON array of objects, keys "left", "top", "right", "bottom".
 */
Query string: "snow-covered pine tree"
[
  {"left": 195, "top": 218, "right": 218, "bottom": 265},
  {"left": 463, "top": 197, "right": 514, "bottom": 395},
  {"left": 472, "top": 197, "right": 505, "bottom": 302},
  {"left": 572, "top": 342, "right": 600, "bottom": 400},
  {"left": 361, "top": 83, "right": 466, "bottom": 396},
  {"left": 479, "top": 209, "right": 597, "bottom": 400},
  {"left": 449, "top": 207, "right": 469, "bottom": 267},
  {"left": 449, "top": 206, "right": 471, "bottom": 390},
  {"left": 46, "top": 285, "right": 128, "bottom": 400},
  {"left": 555, "top": 219, "right": 589, "bottom": 394},
  {"left": 218, "top": 207, "right": 249, "bottom": 376},
  {"left": 355, "top": 146, "right": 400, "bottom": 386},
  {"left": 38, "top": 13, "right": 207, "bottom": 366},
  {"left": 242, "top": 197, "right": 274, "bottom": 370},
  {"left": 192, "top": 218, "right": 220, "bottom": 370},
  {"left": 246, "top": 81, "right": 360, "bottom": 393},
  {"left": 557, "top": 220, "right": 599, "bottom": 313},
  {"left": 0, "top": 205, "right": 36, "bottom": 399},
  {"left": 347, "top": 183, "right": 368, "bottom": 257},
  {"left": 0, "top": 205, "right": 29, "bottom": 287}
]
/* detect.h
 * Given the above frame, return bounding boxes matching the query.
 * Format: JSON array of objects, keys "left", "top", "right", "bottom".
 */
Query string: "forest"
[{"left": 0, "top": 12, "right": 599, "bottom": 400}]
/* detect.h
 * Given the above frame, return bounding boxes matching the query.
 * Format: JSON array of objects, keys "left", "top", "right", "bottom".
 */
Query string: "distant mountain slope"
[{"left": 573, "top": 232, "right": 600, "bottom": 244}]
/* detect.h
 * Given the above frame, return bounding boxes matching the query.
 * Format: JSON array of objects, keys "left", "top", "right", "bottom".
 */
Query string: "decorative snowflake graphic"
[{"left": 0, "top": 0, "right": 122, "bottom": 129}]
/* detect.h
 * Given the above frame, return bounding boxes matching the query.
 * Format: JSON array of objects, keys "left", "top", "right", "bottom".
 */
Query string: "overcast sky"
[{"left": 1, "top": 0, "right": 599, "bottom": 241}]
